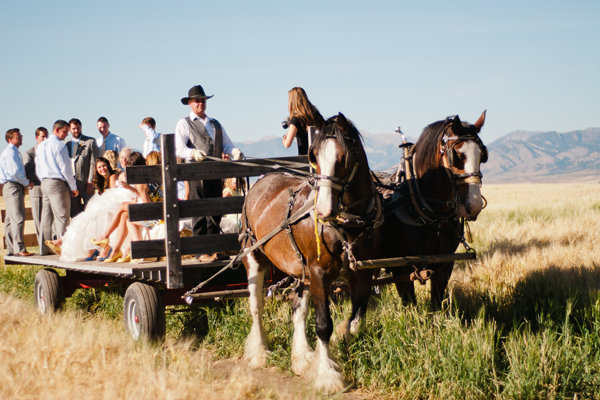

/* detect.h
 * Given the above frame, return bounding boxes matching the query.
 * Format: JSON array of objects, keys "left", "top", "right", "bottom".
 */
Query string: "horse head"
[
  {"left": 414, "top": 110, "right": 487, "bottom": 221},
  {"left": 309, "top": 113, "right": 371, "bottom": 221},
  {"left": 440, "top": 110, "right": 487, "bottom": 220}
]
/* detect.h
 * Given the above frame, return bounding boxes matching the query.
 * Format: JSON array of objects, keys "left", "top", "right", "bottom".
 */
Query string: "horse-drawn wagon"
[{"left": 3, "top": 111, "right": 487, "bottom": 393}]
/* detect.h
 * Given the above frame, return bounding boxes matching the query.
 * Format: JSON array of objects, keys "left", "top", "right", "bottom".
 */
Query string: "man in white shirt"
[
  {"left": 140, "top": 116, "right": 161, "bottom": 157},
  {"left": 175, "top": 84, "right": 243, "bottom": 261},
  {"left": 0, "top": 128, "right": 34, "bottom": 256},
  {"left": 35, "top": 120, "right": 79, "bottom": 255},
  {"left": 96, "top": 116, "right": 126, "bottom": 156}
]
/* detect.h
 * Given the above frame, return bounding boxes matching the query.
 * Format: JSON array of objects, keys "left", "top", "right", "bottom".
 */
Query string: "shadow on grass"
[{"left": 452, "top": 263, "right": 600, "bottom": 334}]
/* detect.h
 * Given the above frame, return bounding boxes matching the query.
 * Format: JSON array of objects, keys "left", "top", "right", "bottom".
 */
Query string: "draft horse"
[
  {"left": 240, "top": 113, "right": 382, "bottom": 393},
  {"left": 380, "top": 111, "right": 487, "bottom": 306}
]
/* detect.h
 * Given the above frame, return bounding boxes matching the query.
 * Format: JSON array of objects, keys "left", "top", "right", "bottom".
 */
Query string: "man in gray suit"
[
  {"left": 23, "top": 127, "right": 49, "bottom": 251},
  {"left": 66, "top": 118, "right": 98, "bottom": 217},
  {"left": 36, "top": 120, "right": 79, "bottom": 255}
]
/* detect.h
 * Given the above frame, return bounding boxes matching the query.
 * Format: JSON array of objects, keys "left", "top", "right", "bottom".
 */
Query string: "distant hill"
[
  {"left": 237, "top": 128, "right": 600, "bottom": 183},
  {"left": 482, "top": 128, "right": 600, "bottom": 183}
]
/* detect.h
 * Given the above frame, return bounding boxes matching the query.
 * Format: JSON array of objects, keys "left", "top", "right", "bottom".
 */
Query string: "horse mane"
[
  {"left": 413, "top": 118, "right": 449, "bottom": 174},
  {"left": 311, "top": 113, "right": 363, "bottom": 157}
]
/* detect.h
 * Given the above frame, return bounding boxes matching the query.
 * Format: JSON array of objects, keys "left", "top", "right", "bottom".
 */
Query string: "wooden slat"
[
  {"left": 355, "top": 252, "right": 477, "bottom": 270},
  {"left": 131, "top": 234, "right": 240, "bottom": 259},
  {"left": 128, "top": 197, "right": 245, "bottom": 222},
  {"left": 125, "top": 152, "right": 308, "bottom": 184},
  {"left": 1, "top": 207, "right": 34, "bottom": 222},
  {"left": 161, "top": 134, "right": 184, "bottom": 289}
]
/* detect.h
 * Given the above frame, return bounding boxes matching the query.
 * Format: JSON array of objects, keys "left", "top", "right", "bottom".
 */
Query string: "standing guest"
[
  {"left": 23, "top": 127, "right": 48, "bottom": 252},
  {"left": 36, "top": 120, "right": 79, "bottom": 255},
  {"left": 140, "top": 117, "right": 161, "bottom": 157},
  {"left": 175, "top": 84, "right": 244, "bottom": 262},
  {"left": 96, "top": 116, "right": 126, "bottom": 158},
  {"left": 0, "top": 128, "right": 34, "bottom": 256},
  {"left": 66, "top": 118, "right": 99, "bottom": 217},
  {"left": 282, "top": 87, "right": 324, "bottom": 155}
]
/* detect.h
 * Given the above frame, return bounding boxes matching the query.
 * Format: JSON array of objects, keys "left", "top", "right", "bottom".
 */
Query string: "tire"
[
  {"left": 123, "top": 282, "right": 166, "bottom": 340},
  {"left": 34, "top": 268, "right": 65, "bottom": 314}
]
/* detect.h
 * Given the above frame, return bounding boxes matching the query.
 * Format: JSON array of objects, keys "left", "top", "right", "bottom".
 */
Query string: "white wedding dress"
[{"left": 60, "top": 187, "right": 139, "bottom": 262}]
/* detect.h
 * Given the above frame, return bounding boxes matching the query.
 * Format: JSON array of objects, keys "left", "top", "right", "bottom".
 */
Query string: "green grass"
[{"left": 2, "top": 261, "right": 600, "bottom": 399}]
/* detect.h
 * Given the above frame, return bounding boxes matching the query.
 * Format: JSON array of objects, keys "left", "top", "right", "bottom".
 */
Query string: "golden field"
[{"left": 1, "top": 182, "right": 600, "bottom": 399}]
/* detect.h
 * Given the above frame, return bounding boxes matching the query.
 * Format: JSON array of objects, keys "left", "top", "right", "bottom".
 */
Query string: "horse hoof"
[
  {"left": 244, "top": 351, "right": 268, "bottom": 368},
  {"left": 291, "top": 350, "right": 314, "bottom": 376},
  {"left": 314, "top": 371, "right": 345, "bottom": 395}
]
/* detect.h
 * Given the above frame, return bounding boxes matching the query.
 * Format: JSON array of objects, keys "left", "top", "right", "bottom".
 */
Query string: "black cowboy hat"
[{"left": 181, "top": 85, "right": 214, "bottom": 105}]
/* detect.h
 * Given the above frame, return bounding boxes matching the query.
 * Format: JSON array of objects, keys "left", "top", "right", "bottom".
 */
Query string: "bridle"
[
  {"left": 309, "top": 133, "right": 382, "bottom": 229},
  {"left": 439, "top": 128, "right": 488, "bottom": 186}
]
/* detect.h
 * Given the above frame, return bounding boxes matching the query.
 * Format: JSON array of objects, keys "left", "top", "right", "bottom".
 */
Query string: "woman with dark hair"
[
  {"left": 93, "top": 157, "right": 117, "bottom": 194},
  {"left": 282, "top": 87, "right": 324, "bottom": 155},
  {"left": 54, "top": 154, "right": 141, "bottom": 261},
  {"left": 91, "top": 151, "right": 155, "bottom": 263}
]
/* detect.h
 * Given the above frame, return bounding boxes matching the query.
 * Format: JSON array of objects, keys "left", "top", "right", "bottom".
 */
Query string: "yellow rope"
[{"left": 314, "top": 189, "right": 322, "bottom": 261}]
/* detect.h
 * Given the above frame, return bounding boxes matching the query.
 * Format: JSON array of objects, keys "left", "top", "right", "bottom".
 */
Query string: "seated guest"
[
  {"left": 91, "top": 152, "right": 155, "bottom": 263},
  {"left": 93, "top": 157, "right": 118, "bottom": 194}
]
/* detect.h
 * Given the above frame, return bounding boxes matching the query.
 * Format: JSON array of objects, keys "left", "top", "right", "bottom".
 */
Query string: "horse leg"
[
  {"left": 243, "top": 251, "right": 268, "bottom": 368},
  {"left": 338, "top": 269, "right": 372, "bottom": 342},
  {"left": 310, "top": 274, "right": 344, "bottom": 394},
  {"left": 430, "top": 262, "right": 453, "bottom": 309},
  {"left": 394, "top": 267, "right": 416, "bottom": 304},
  {"left": 291, "top": 284, "right": 314, "bottom": 376}
]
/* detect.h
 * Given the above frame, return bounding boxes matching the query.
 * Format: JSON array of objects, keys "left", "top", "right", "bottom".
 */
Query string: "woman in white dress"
[{"left": 57, "top": 155, "right": 139, "bottom": 261}]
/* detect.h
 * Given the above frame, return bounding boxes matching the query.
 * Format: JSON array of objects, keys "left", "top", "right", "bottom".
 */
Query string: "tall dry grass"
[{"left": 0, "top": 292, "right": 322, "bottom": 400}]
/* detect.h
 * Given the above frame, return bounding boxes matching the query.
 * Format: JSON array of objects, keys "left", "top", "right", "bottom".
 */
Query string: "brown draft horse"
[
  {"left": 240, "top": 113, "right": 382, "bottom": 393},
  {"left": 380, "top": 111, "right": 487, "bottom": 306}
]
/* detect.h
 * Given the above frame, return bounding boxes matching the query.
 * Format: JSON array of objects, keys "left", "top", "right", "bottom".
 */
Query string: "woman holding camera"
[{"left": 282, "top": 87, "right": 324, "bottom": 155}]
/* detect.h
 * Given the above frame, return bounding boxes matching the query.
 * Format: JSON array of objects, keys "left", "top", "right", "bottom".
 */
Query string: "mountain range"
[{"left": 237, "top": 127, "right": 600, "bottom": 183}]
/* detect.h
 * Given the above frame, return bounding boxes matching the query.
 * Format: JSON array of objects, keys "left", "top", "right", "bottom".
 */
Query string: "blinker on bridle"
[{"left": 440, "top": 131, "right": 487, "bottom": 185}]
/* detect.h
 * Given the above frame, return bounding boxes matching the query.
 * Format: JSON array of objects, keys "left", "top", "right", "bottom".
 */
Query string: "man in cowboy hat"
[{"left": 175, "top": 84, "right": 243, "bottom": 262}]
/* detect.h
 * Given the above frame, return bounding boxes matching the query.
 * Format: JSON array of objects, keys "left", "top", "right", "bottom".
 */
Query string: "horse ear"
[
  {"left": 336, "top": 112, "right": 347, "bottom": 126},
  {"left": 474, "top": 110, "right": 486, "bottom": 130},
  {"left": 451, "top": 115, "right": 461, "bottom": 129}
]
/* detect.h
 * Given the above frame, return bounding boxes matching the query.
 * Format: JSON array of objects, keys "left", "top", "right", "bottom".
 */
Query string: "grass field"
[{"left": 1, "top": 183, "right": 600, "bottom": 399}]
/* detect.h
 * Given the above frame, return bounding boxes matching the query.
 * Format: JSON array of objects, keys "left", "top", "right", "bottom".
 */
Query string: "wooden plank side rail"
[{"left": 125, "top": 134, "right": 308, "bottom": 289}]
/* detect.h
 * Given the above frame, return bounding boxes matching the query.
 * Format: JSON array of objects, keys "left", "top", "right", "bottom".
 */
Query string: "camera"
[{"left": 281, "top": 118, "right": 290, "bottom": 130}]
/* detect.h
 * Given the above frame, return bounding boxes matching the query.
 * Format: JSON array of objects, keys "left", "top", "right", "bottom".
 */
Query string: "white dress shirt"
[
  {"left": 0, "top": 143, "right": 29, "bottom": 187},
  {"left": 35, "top": 135, "right": 77, "bottom": 191},
  {"left": 175, "top": 112, "right": 235, "bottom": 162}
]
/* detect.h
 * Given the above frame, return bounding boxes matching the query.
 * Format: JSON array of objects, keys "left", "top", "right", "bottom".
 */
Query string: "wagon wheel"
[
  {"left": 34, "top": 268, "right": 65, "bottom": 314},
  {"left": 123, "top": 282, "right": 166, "bottom": 340}
]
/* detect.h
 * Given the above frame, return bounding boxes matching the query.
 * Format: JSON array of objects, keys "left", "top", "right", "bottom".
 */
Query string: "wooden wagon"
[{"left": 2, "top": 134, "right": 475, "bottom": 339}]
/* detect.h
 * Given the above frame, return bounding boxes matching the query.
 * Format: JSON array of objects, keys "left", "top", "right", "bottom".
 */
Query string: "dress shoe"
[
  {"left": 97, "top": 247, "right": 112, "bottom": 262},
  {"left": 83, "top": 249, "right": 100, "bottom": 261},
  {"left": 116, "top": 253, "right": 131, "bottom": 263},
  {"left": 16, "top": 251, "right": 34, "bottom": 257},
  {"left": 44, "top": 240, "right": 61, "bottom": 256},
  {"left": 197, "top": 253, "right": 218, "bottom": 263},
  {"left": 103, "top": 250, "right": 123, "bottom": 263},
  {"left": 90, "top": 238, "right": 110, "bottom": 249}
]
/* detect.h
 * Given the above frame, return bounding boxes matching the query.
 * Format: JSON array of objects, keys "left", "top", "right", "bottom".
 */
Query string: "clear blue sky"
[{"left": 1, "top": 1, "right": 599, "bottom": 151}]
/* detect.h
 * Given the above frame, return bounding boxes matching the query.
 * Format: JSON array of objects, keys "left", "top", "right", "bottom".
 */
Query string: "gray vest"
[{"left": 185, "top": 117, "right": 223, "bottom": 157}]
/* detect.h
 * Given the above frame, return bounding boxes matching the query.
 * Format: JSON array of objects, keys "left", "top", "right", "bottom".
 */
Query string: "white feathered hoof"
[
  {"left": 291, "top": 350, "right": 314, "bottom": 376},
  {"left": 312, "top": 340, "right": 345, "bottom": 394},
  {"left": 243, "top": 330, "right": 268, "bottom": 368}
]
